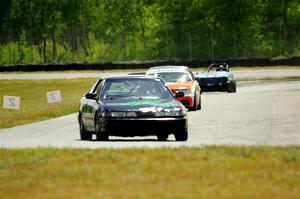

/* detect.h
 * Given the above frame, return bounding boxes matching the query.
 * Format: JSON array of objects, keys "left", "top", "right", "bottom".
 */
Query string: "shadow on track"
[{"left": 75, "top": 138, "right": 177, "bottom": 142}]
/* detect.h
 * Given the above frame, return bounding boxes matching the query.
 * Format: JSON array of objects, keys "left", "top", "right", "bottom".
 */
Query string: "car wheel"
[
  {"left": 157, "top": 134, "right": 168, "bottom": 141},
  {"left": 197, "top": 95, "right": 201, "bottom": 110},
  {"left": 190, "top": 95, "right": 198, "bottom": 111},
  {"left": 79, "top": 116, "right": 92, "bottom": 141},
  {"left": 175, "top": 128, "right": 188, "bottom": 141},
  {"left": 95, "top": 117, "right": 109, "bottom": 141},
  {"left": 227, "top": 82, "right": 236, "bottom": 93}
]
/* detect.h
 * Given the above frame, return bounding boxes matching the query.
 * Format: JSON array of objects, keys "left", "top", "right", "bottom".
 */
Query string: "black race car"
[
  {"left": 78, "top": 75, "right": 188, "bottom": 141},
  {"left": 128, "top": 72, "right": 146, "bottom": 75},
  {"left": 195, "top": 63, "right": 236, "bottom": 92}
]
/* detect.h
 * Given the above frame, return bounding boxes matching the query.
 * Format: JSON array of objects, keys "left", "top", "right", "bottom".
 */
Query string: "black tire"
[
  {"left": 190, "top": 95, "right": 198, "bottom": 111},
  {"left": 95, "top": 117, "right": 109, "bottom": 141},
  {"left": 157, "top": 134, "right": 168, "bottom": 141},
  {"left": 227, "top": 82, "right": 236, "bottom": 93},
  {"left": 175, "top": 128, "right": 188, "bottom": 141},
  {"left": 79, "top": 116, "right": 92, "bottom": 141},
  {"left": 197, "top": 95, "right": 202, "bottom": 110}
]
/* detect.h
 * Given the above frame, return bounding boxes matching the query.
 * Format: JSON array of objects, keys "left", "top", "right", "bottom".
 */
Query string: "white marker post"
[
  {"left": 47, "top": 90, "right": 62, "bottom": 103},
  {"left": 3, "top": 96, "right": 20, "bottom": 110}
]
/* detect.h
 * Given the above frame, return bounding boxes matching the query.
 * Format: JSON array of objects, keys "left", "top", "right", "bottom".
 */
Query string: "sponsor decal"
[{"left": 121, "top": 99, "right": 177, "bottom": 108}]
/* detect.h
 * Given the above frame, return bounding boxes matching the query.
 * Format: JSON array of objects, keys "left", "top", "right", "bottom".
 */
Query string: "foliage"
[{"left": 0, "top": 0, "right": 299, "bottom": 65}]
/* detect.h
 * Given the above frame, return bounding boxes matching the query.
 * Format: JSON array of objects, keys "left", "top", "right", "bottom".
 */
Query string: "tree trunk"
[
  {"left": 283, "top": 18, "right": 288, "bottom": 54},
  {"left": 52, "top": 29, "right": 57, "bottom": 60},
  {"left": 188, "top": 30, "right": 192, "bottom": 60},
  {"left": 233, "top": 27, "right": 237, "bottom": 58},
  {"left": 30, "top": 44, "right": 34, "bottom": 63},
  {"left": 81, "top": 17, "right": 89, "bottom": 57},
  {"left": 210, "top": 27, "right": 215, "bottom": 60},
  {"left": 30, "top": 31, "right": 34, "bottom": 63},
  {"left": 8, "top": 42, "right": 11, "bottom": 64},
  {"left": 37, "top": 42, "right": 42, "bottom": 61},
  {"left": 141, "top": 23, "right": 146, "bottom": 60},
  {"left": 71, "top": 25, "right": 78, "bottom": 60},
  {"left": 43, "top": 37, "right": 47, "bottom": 63},
  {"left": 166, "top": 29, "right": 169, "bottom": 60},
  {"left": 279, "top": 25, "right": 282, "bottom": 55},
  {"left": 121, "top": 30, "right": 126, "bottom": 61}
]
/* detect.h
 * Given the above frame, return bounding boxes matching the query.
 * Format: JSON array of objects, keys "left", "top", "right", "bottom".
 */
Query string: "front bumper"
[
  {"left": 196, "top": 77, "right": 230, "bottom": 92},
  {"left": 98, "top": 117, "right": 187, "bottom": 137},
  {"left": 176, "top": 96, "right": 194, "bottom": 108}
]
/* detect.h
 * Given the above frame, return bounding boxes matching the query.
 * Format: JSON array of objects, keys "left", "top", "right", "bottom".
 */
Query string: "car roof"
[
  {"left": 102, "top": 75, "right": 158, "bottom": 80},
  {"left": 148, "top": 65, "right": 189, "bottom": 73},
  {"left": 209, "top": 63, "right": 228, "bottom": 67}
]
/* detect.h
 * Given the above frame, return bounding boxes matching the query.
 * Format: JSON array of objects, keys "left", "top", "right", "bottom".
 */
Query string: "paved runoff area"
[{"left": 1, "top": 81, "right": 299, "bottom": 148}]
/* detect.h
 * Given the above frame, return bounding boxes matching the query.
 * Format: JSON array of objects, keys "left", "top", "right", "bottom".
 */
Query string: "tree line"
[{"left": 0, "top": 0, "right": 299, "bottom": 65}]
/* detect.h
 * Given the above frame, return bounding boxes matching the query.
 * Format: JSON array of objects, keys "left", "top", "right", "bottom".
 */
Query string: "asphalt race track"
[
  {"left": 1, "top": 69, "right": 300, "bottom": 80},
  {"left": 1, "top": 80, "right": 299, "bottom": 148}
]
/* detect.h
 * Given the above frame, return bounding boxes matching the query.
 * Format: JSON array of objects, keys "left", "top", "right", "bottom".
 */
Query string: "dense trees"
[{"left": 0, "top": 0, "right": 299, "bottom": 64}]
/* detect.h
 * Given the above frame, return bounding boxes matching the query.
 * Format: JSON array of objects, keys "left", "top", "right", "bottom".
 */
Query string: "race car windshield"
[
  {"left": 155, "top": 72, "right": 192, "bottom": 83},
  {"left": 100, "top": 79, "right": 173, "bottom": 100}
]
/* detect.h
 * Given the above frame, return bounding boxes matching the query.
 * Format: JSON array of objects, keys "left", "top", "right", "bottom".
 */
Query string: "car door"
[
  {"left": 189, "top": 69, "right": 201, "bottom": 102},
  {"left": 82, "top": 79, "right": 103, "bottom": 130}
]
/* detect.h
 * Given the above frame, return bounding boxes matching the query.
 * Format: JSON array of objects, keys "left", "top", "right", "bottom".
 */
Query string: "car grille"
[
  {"left": 197, "top": 77, "right": 228, "bottom": 85},
  {"left": 136, "top": 111, "right": 156, "bottom": 118}
]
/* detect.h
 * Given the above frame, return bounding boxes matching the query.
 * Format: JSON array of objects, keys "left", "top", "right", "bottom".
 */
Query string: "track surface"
[
  {"left": 0, "top": 69, "right": 300, "bottom": 80},
  {"left": 1, "top": 81, "right": 299, "bottom": 148}
]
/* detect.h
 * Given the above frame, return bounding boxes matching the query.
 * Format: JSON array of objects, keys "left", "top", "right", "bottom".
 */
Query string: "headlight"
[
  {"left": 178, "top": 89, "right": 193, "bottom": 95},
  {"left": 102, "top": 111, "right": 137, "bottom": 117},
  {"left": 227, "top": 77, "right": 233, "bottom": 83},
  {"left": 154, "top": 108, "right": 186, "bottom": 117}
]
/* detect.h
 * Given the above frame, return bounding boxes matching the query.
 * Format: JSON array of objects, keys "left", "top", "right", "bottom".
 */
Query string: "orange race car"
[{"left": 146, "top": 66, "right": 201, "bottom": 110}]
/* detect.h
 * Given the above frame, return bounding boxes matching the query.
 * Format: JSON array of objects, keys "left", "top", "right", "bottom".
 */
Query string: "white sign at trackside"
[
  {"left": 3, "top": 96, "right": 20, "bottom": 110},
  {"left": 47, "top": 90, "right": 62, "bottom": 103}
]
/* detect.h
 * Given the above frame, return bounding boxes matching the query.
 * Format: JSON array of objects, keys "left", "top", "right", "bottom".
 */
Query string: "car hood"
[
  {"left": 103, "top": 98, "right": 183, "bottom": 112},
  {"left": 165, "top": 81, "right": 193, "bottom": 90},
  {"left": 196, "top": 71, "right": 230, "bottom": 78}
]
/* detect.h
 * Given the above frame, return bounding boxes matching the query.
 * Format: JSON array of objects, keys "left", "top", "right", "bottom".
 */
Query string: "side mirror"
[
  {"left": 175, "top": 92, "right": 184, "bottom": 98},
  {"left": 85, "top": 93, "right": 97, "bottom": 100}
]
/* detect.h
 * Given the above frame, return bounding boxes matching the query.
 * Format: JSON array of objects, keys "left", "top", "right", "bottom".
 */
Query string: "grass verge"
[
  {"left": 0, "top": 78, "right": 96, "bottom": 128},
  {"left": 0, "top": 147, "right": 299, "bottom": 199},
  {"left": 237, "top": 76, "right": 300, "bottom": 84}
]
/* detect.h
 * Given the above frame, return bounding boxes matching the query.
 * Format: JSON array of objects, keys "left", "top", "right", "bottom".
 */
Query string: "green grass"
[
  {"left": 0, "top": 78, "right": 97, "bottom": 128},
  {"left": 229, "top": 65, "right": 300, "bottom": 71},
  {"left": 0, "top": 68, "right": 147, "bottom": 74},
  {"left": 0, "top": 147, "right": 299, "bottom": 199},
  {"left": 237, "top": 76, "right": 300, "bottom": 83}
]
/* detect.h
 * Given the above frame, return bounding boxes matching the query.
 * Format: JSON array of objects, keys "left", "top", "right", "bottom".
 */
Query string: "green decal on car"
[
  {"left": 124, "top": 99, "right": 161, "bottom": 107},
  {"left": 121, "top": 100, "right": 177, "bottom": 108},
  {"left": 161, "top": 102, "right": 178, "bottom": 108}
]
